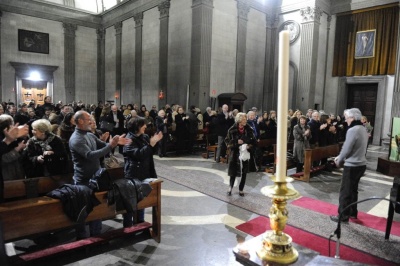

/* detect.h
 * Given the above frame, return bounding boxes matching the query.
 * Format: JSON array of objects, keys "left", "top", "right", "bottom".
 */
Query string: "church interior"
[{"left": 1, "top": 0, "right": 400, "bottom": 265}]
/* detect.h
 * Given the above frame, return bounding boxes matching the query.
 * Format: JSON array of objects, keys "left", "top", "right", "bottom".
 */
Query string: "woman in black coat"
[
  {"left": 174, "top": 106, "right": 189, "bottom": 155},
  {"left": 123, "top": 116, "right": 163, "bottom": 227},
  {"left": 24, "top": 119, "right": 68, "bottom": 178},
  {"left": 225, "top": 112, "right": 257, "bottom": 197}
]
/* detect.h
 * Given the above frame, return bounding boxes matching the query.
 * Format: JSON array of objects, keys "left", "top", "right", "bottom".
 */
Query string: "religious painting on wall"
[
  {"left": 18, "top": 29, "right": 49, "bottom": 54},
  {"left": 389, "top": 117, "right": 400, "bottom": 162},
  {"left": 355, "top": 29, "right": 376, "bottom": 59}
]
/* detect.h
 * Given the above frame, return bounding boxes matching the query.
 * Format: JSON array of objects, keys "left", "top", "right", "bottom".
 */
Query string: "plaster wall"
[
  {"left": 75, "top": 26, "right": 97, "bottom": 105},
  {"left": 210, "top": 0, "right": 237, "bottom": 102},
  {"left": 142, "top": 7, "right": 160, "bottom": 108},
  {"left": 104, "top": 25, "right": 116, "bottom": 103},
  {"left": 121, "top": 18, "right": 135, "bottom": 105},
  {"left": 244, "top": 7, "right": 266, "bottom": 112},
  {"left": 1, "top": 12, "right": 65, "bottom": 103},
  {"left": 167, "top": 0, "right": 191, "bottom": 106}
]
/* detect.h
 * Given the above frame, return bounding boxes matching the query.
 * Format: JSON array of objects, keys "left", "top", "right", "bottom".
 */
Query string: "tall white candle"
[{"left": 276, "top": 30, "right": 290, "bottom": 182}]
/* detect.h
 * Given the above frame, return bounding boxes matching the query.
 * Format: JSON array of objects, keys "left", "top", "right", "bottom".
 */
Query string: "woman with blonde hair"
[
  {"left": 24, "top": 119, "right": 68, "bottom": 177},
  {"left": 225, "top": 112, "right": 257, "bottom": 196}
]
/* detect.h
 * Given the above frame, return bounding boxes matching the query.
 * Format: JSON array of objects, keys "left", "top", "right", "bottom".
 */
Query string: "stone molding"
[
  {"left": 96, "top": 28, "right": 105, "bottom": 40},
  {"left": 114, "top": 21, "right": 122, "bottom": 35},
  {"left": 192, "top": 0, "right": 213, "bottom": 9},
  {"left": 63, "top": 22, "right": 77, "bottom": 37},
  {"left": 266, "top": 12, "right": 278, "bottom": 28},
  {"left": 300, "top": 6, "right": 323, "bottom": 23},
  {"left": 134, "top": 12, "right": 143, "bottom": 27},
  {"left": 237, "top": 0, "right": 250, "bottom": 20},
  {"left": 158, "top": 1, "right": 170, "bottom": 19}
]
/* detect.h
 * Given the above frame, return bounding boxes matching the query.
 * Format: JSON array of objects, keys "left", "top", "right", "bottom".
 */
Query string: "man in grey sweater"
[
  {"left": 330, "top": 108, "right": 368, "bottom": 223},
  {"left": 69, "top": 110, "right": 131, "bottom": 239}
]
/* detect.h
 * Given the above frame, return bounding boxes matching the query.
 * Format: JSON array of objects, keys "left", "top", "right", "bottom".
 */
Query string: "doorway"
[
  {"left": 347, "top": 83, "right": 378, "bottom": 140},
  {"left": 21, "top": 80, "right": 47, "bottom": 106}
]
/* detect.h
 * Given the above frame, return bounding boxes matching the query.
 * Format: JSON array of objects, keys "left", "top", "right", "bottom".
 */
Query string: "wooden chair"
[{"left": 203, "top": 133, "right": 218, "bottom": 160}]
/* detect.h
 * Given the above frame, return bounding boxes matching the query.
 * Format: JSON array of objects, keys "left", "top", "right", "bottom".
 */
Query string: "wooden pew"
[
  {"left": 271, "top": 142, "right": 295, "bottom": 174},
  {"left": 292, "top": 144, "right": 341, "bottom": 182},
  {"left": 0, "top": 179, "right": 162, "bottom": 263},
  {"left": 4, "top": 167, "right": 124, "bottom": 200}
]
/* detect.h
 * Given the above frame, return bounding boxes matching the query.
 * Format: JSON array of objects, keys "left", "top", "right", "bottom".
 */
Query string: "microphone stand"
[{"left": 331, "top": 197, "right": 399, "bottom": 259}]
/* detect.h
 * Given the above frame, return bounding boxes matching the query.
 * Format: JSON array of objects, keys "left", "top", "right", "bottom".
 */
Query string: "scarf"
[{"left": 32, "top": 132, "right": 56, "bottom": 152}]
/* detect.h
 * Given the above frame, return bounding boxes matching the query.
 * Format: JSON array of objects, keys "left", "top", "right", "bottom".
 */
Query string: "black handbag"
[
  {"left": 100, "top": 120, "right": 114, "bottom": 132},
  {"left": 44, "top": 154, "right": 68, "bottom": 175}
]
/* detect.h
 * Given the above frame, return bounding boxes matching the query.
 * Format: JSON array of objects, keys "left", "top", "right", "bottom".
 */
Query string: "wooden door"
[
  {"left": 347, "top": 83, "right": 377, "bottom": 138},
  {"left": 21, "top": 80, "right": 47, "bottom": 106}
]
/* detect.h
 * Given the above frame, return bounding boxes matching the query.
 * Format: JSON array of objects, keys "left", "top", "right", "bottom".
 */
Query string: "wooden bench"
[
  {"left": 291, "top": 144, "right": 341, "bottom": 182},
  {"left": 271, "top": 142, "right": 295, "bottom": 174},
  {"left": 0, "top": 169, "right": 162, "bottom": 263},
  {"left": 3, "top": 168, "right": 124, "bottom": 200}
]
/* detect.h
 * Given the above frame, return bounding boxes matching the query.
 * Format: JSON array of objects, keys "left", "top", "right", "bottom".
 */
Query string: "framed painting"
[
  {"left": 389, "top": 117, "right": 400, "bottom": 162},
  {"left": 355, "top": 29, "right": 376, "bottom": 59},
  {"left": 18, "top": 29, "right": 49, "bottom": 54}
]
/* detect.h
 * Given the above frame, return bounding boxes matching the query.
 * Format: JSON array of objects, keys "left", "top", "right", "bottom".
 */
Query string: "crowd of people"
[{"left": 0, "top": 96, "right": 374, "bottom": 234}]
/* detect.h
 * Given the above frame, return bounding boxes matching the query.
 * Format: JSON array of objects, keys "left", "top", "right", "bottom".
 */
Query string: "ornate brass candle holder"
[{"left": 257, "top": 176, "right": 300, "bottom": 264}]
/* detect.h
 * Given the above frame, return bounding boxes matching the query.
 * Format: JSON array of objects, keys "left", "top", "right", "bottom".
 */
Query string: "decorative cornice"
[
  {"left": 237, "top": 0, "right": 250, "bottom": 20},
  {"left": 192, "top": 0, "right": 213, "bottom": 9},
  {"left": 158, "top": 1, "right": 170, "bottom": 19},
  {"left": 96, "top": 28, "right": 105, "bottom": 39},
  {"left": 114, "top": 21, "right": 122, "bottom": 35},
  {"left": 266, "top": 12, "right": 278, "bottom": 28},
  {"left": 133, "top": 12, "right": 143, "bottom": 27},
  {"left": 300, "top": 6, "right": 323, "bottom": 23},
  {"left": 63, "top": 22, "right": 77, "bottom": 37}
]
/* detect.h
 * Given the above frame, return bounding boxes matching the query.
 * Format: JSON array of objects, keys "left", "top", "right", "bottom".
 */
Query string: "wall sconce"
[
  {"left": 115, "top": 92, "right": 119, "bottom": 99},
  {"left": 159, "top": 90, "right": 164, "bottom": 100}
]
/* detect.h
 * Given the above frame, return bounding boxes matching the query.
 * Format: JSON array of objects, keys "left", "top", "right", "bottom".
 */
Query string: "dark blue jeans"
[
  {"left": 123, "top": 209, "right": 145, "bottom": 228},
  {"left": 74, "top": 180, "right": 102, "bottom": 239},
  {"left": 338, "top": 165, "right": 366, "bottom": 219}
]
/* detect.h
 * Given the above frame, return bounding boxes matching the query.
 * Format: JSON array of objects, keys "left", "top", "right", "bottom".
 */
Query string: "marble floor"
[{"left": 5, "top": 144, "right": 399, "bottom": 265}]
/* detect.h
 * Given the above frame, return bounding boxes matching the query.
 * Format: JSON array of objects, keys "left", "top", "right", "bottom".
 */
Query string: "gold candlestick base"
[{"left": 257, "top": 176, "right": 300, "bottom": 264}]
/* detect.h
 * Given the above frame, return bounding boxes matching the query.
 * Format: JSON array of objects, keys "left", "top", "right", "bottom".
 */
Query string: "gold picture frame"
[{"left": 355, "top": 29, "right": 376, "bottom": 59}]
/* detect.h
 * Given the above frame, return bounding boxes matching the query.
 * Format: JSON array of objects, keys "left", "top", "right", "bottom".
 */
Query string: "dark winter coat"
[
  {"left": 225, "top": 123, "right": 257, "bottom": 177},
  {"left": 123, "top": 132, "right": 157, "bottom": 181}
]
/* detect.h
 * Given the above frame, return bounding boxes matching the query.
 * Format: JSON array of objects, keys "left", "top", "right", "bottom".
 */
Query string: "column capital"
[
  {"left": 114, "top": 21, "right": 123, "bottom": 35},
  {"left": 159, "top": 1, "right": 171, "bottom": 19},
  {"left": 192, "top": 0, "right": 213, "bottom": 8},
  {"left": 300, "top": 6, "right": 323, "bottom": 23},
  {"left": 266, "top": 12, "right": 278, "bottom": 28},
  {"left": 237, "top": 0, "right": 250, "bottom": 20},
  {"left": 63, "top": 23, "right": 77, "bottom": 36},
  {"left": 96, "top": 28, "right": 105, "bottom": 39},
  {"left": 134, "top": 12, "right": 144, "bottom": 27}
]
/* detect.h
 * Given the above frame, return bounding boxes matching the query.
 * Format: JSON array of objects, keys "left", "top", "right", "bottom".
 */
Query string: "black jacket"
[
  {"left": 108, "top": 178, "right": 152, "bottom": 212},
  {"left": 123, "top": 132, "right": 157, "bottom": 181},
  {"left": 47, "top": 184, "right": 100, "bottom": 223}
]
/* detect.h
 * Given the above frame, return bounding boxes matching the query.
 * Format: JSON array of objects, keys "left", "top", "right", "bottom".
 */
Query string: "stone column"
[
  {"left": 63, "top": 23, "right": 77, "bottom": 104},
  {"left": 297, "top": 6, "right": 323, "bottom": 112},
  {"left": 134, "top": 13, "right": 143, "bottom": 104},
  {"left": 263, "top": 12, "right": 278, "bottom": 111},
  {"left": 321, "top": 15, "right": 332, "bottom": 110},
  {"left": 97, "top": 28, "right": 105, "bottom": 103},
  {"left": 391, "top": 5, "right": 400, "bottom": 118},
  {"left": 158, "top": 1, "right": 170, "bottom": 107},
  {"left": 115, "top": 21, "right": 122, "bottom": 105},
  {"left": 190, "top": 0, "right": 213, "bottom": 109},
  {"left": 235, "top": 0, "right": 250, "bottom": 93}
]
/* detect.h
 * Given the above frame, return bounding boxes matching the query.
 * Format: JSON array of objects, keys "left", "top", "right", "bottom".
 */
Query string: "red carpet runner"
[
  {"left": 235, "top": 196, "right": 399, "bottom": 266},
  {"left": 291, "top": 196, "right": 400, "bottom": 236}
]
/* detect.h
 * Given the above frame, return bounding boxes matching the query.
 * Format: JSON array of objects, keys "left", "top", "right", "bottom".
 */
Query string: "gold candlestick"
[{"left": 257, "top": 176, "right": 300, "bottom": 264}]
